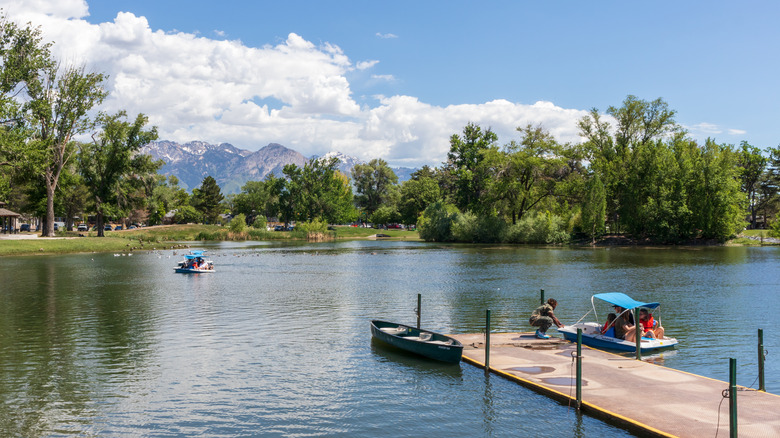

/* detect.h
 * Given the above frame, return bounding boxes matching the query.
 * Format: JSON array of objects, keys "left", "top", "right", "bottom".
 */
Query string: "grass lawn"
[{"left": 0, "top": 224, "right": 421, "bottom": 257}]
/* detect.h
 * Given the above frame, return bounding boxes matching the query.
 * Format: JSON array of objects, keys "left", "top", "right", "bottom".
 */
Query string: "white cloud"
[
  {"left": 689, "top": 122, "right": 722, "bottom": 135},
  {"left": 728, "top": 128, "right": 747, "bottom": 136},
  {"left": 214, "top": 29, "right": 225, "bottom": 37},
  {"left": 356, "top": 60, "right": 378, "bottom": 70},
  {"left": 371, "top": 74, "right": 395, "bottom": 81},
  {"left": 1, "top": 0, "right": 589, "bottom": 168},
  {"left": 375, "top": 32, "right": 398, "bottom": 39}
]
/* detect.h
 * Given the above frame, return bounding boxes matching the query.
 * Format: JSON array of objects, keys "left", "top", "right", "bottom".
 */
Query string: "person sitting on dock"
[
  {"left": 639, "top": 308, "right": 664, "bottom": 339},
  {"left": 529, "top": 298, "right": 564, "bottom": 339}
]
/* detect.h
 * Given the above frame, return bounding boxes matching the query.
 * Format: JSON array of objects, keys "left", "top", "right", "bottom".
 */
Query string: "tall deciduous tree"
[
  {"left": 737, "top": 141, "right": 767, "bottom": 229},
  {"left": 443, "top": 122, "right": 498, "bottom": 213},
  {"left": 581, "top": 173, "right": 606, "bottom": 242},
  {"left": 27, "top": 65, "right": 107, "bottom": 236},
  {"left": 399, "top": 166, "right": 441, "bottom": 226},
  {"left": 79, "top": 112, "right": 158, "bottom": 236},
  {"left": 352, "top": 158, "right": 398, "bottom": 217}
]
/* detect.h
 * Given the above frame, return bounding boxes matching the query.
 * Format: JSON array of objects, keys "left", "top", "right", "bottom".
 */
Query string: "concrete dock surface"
[{"left": 451, "top": 332, "right": 780, "bottom": 438}]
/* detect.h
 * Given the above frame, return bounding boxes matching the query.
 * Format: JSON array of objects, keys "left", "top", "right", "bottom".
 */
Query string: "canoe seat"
[
  {"left": 380, "top": 327, "right": 407, "bottom": 335},
  {"left": 419, "top": 333, "right": 432, "bottom": 341},
  {"left": 428, "top": 340, "right": 454, "bottom": 346}
]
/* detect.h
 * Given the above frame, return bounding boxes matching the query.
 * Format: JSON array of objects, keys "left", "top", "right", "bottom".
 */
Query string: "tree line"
[{"left": 0, "top": 19, "right": 768, "bottom": 243}]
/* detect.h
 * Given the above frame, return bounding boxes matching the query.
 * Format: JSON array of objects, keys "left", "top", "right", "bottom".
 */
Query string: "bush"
[
  {"left": 417, "top": 201, "right": 460, "bottom": 242},
  {"left": 505, "top": 211, "right": 570, "bottom": 244},
  {"left": 451, "top": 212, "right": 507, "bottom": 243},
  {"left": 229, "top": 213, "right": 247, "bottom": 233},
  {"left": 251, "top": 215, "right": 267, "bottom": 229}
]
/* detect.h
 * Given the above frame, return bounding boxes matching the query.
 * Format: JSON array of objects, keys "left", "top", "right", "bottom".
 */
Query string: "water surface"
[{"left": 1, "top": 241, "right": 777, "bottom": 436}]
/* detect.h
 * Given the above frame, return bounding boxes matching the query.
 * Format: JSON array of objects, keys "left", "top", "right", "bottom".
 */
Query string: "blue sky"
[{"left": 5, "top": 0, "right": 779, "bottom": 166}]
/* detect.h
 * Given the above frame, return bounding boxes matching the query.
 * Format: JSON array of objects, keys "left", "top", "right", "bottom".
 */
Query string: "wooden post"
[
  {"left": 540, "top": 289, "right": 545, "bottom": 305},
  {"left": 416, "top": 294, "right": 421, "bottom": 329},
  {"left": 485, "top": 309, "right": 491, "bottom": 376}
]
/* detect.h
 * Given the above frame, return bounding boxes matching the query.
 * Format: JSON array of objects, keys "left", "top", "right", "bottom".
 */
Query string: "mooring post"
[
  {"left": 576, "top": 328, "right": 582, "bottom": 409},
  {"left": 416, "top": 294, "right": 421, "bottom": 329},
  {"left": 634, "top": 308, "right": 641, "bottom": 360},
  {"left": 485, "top": 309, "right": 491, "bottom": 376},
  {"left": 758, "top": 328, "right": 765, "bottom": 392},
  {"left": 540, "top": 289, "right": 545, "bottom": 305},
  {"left": 729, "top": 358, "right": 737, "bottom": 438}
]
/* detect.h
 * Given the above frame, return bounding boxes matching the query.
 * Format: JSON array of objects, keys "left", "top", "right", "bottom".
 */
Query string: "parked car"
[
  {"left": 104, "top": 225, "right": 112, "bottom": 231},
  {"left": 114, "top": 225, "right": 123, "bottom": 230},
  {"left": 53, "top": 223, "right": 59, "bottom": 231},
  {"left": 20, "top": 224, "right": 31, "bottom": 232},
  {"left": 274, "top": 225, "right": 284, "bottom": 231},
  {"left": 77, "top": 224, "right": 88, "bottom": 232},
  {"left": 128, "top": 225, "right": 137, "bottom": 229}
]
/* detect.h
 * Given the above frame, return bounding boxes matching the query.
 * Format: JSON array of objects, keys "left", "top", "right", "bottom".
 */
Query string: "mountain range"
[{"left": 140, "top": 141, "right": 416, "bottom": 194}]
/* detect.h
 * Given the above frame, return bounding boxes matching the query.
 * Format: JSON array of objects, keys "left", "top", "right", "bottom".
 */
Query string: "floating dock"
[{"left": 450, "top": 332, "right": 780, "bottom": 438}]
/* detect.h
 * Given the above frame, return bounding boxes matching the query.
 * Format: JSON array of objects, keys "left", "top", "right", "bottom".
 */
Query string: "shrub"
[
  {"left": 451, "top": 212, "right": 507, "bottom": 243},
  {"left": 229, "top": 213, "right": 247, "bottom": 233},
  {"left": 505, "top": 211, "right": 570, "bottom": 244},
  {"left": 251, "top": 215, "right": 267, "bottom": 229},
  {"left": 418, "top": 201, "right": 459, "bottom": 242}
]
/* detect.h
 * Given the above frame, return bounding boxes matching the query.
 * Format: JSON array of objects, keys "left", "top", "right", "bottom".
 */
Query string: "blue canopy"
[
  {"left": 189, "top": 250, "right": 206, "bottom": 256},
  {"left": 184, "top": 254, "right": 204, "bottom": 260},
  {"left": 593, "top": 292, "right": 660, "bottom": 310}
]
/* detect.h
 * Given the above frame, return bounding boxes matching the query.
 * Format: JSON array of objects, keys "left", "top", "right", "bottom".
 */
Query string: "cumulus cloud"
[{"left": 1, "top": 0, "right": 589, "bottom": 167}]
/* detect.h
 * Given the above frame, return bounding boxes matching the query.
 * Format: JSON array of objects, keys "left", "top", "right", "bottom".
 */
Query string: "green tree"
[
  {"left": 233, "top": 179, "right": 274, "bottom": 224},
  {"left": 352, "top": 158, "right": 398, "bottom": 217},
  {"left": 737, "top": 141, "right": 767, "bottom": 229},
  {"left": 79, "top": 112, "right": 158, "bottom": 236},
  {"left": 581, "top": 173, "right": 606, "bottom": 242},
  {"left": 399, "top": 166, "right": 441, "bottom": 226},
  {"left": 370, "top": 205, "right": 400, "bottom": 227},
  {"left": 443, "top": 123, "right": 498, "bottom": 213},
  {"left": 417, "top": 200, "right": 460, "bottom": 242},
  {"left": 26, "top": 65, "right": 108, "bottom": 236},
  {"left": 278, "top": 158, "right": 355, "bottom": 224},
  {"left": 192, "top": 176, "right": 224, "bottom": 224},
  {"left": 578, "top": 95, "right": 679, "bottom": 234},
  {"left": 229, "top": 213, "right": 247, "bottom": 233}
]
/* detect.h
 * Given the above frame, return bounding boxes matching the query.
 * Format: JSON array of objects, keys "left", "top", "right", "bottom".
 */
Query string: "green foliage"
[
  {"left": 294, "top": 219, "right": 329, "bottom": 233},
  {"left": 251, "top": 215, "right": 267, "bottom": 229},
  {"left": 229, "top": 213, "right": 247, "bottom": 233},
  {"left": 399, "top": 168, "right": 441, "bottom": 225},
  {"left": 417, "top": 201, "right": 459, "bottom": 242},
  {"left": 443, "top": 123, "right": 498, "bottom": 213},
  {"left": 580, "top": 173, "right": 606, "bottom": 240},
  {"left": 451, "top": 212, "right": 507, "bottom": 243},
  {"left": 277, "top": 157, "right": 356, "bottom": 224},
  {"left": 173, "top": 205, "right": 201, "bottom": 224},
  {"left": 78, "top": 111, "right": 159, "bottom": 236},
  {"left": 192, "top": 176, "right": 223, "bottom": 224},
  {"left": 353, "top": 158, "right": 399, "bottom": 217},
  {"left": 370, "top": 205, "right": 400, "bottom": 226},
  {"left": 505, "top": 211, "right": 570, "bottom": 244}
]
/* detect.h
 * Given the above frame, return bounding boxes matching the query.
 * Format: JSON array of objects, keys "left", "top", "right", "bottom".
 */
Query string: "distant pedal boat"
[
  {"left": 370, "top": 320, "right": 463, "bottom": 363},
  {"left": 174, "top": 250, "right": 215, "bottom": 274}
]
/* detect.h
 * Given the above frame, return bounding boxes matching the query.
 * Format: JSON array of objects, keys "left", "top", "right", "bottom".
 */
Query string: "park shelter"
[{"left": 0, "top": 201, "right": 21, "bottom": 233}]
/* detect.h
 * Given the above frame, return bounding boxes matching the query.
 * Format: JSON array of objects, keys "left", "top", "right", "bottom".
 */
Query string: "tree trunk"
[
  {"left": 96, "top": 210, "right": 105, "bottom": 237},
  {"left": 43, "top": 179, "right": 55, "bottom": 237}
]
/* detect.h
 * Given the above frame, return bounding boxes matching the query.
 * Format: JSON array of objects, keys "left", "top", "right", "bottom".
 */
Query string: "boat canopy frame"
[{"left": 584, "top": 292, "right": 663, "bottom": 332}]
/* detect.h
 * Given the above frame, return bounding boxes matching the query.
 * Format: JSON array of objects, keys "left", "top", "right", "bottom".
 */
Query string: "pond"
[{"left": 1, "top": 241, "right": 777, "bottom": 436}]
